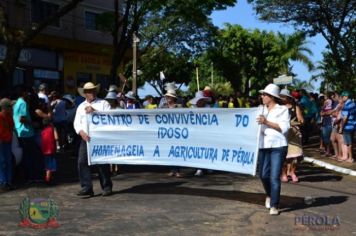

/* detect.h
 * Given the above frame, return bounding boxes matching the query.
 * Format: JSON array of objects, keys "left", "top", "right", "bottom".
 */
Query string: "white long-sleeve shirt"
[
  {"left": 73, "top": 98, "right": 111, "bottom": 135},
  {"left": 259, "top": 104, "right": 290, "bottom": 148}
]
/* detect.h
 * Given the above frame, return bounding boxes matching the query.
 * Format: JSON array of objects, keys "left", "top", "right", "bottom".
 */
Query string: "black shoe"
[
  {"left": 77, "top": 189, "right": 94, "bottom": 197},
  {"left": 102, "top": 189, "right": 112, "bottom": 197}
]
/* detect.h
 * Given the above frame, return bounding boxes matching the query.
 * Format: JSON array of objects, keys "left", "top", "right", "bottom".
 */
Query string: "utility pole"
[
  {"left": 132, "top": 32, "right": 140, "bottom": 94},
  {"left": 211, "top": 62, "right": 214, "bottom": 85}
]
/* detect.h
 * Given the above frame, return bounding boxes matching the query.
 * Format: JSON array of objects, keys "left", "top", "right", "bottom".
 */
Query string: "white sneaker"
[
  {"left": 194, "top": 169, "right": 203, "bottom": 176},
  {"left": 265, "top": 197, "right": 271, "bottom": 209},
  {"left": 269, "top": 207, "right": 279, "bottom": 215}
]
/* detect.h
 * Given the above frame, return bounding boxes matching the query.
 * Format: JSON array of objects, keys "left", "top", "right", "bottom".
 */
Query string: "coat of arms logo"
[{"left": 19, "top": 197, "right": 60, "bottom": 228}]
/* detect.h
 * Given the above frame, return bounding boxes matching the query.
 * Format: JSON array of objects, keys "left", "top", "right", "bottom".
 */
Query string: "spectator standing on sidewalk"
[
  {"left": 0, "top": 98, "right": 14, "bottom": 190},
  {"left": 74, "top": 82, "right": 113, "bottom": 197},
  {"left": 257, "top": 84, "right": 290, "bottom": 215},
  {"left": 320, "top": 92, "right": 334, "bottom": 157},
  {"left": 339, "top": 91, "right": 355, "bottom": 163}
]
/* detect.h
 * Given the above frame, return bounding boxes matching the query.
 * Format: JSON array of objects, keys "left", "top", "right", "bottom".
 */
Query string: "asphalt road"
[{"left": 0, "top": 154, "right": 355, "bottom": 236}]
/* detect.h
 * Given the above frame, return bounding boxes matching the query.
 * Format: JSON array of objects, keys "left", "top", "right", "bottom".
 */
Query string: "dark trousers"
[
  {"left": 18, "top": 136, "right": 44, "bottom": 182},
  {"left": 78, "top": 140, "right": 112, "bottom": 191}
]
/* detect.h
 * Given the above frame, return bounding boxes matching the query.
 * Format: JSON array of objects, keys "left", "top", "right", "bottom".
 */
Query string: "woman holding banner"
[{"left": 257, "top": 84, "right": 290, "bottom": 215}]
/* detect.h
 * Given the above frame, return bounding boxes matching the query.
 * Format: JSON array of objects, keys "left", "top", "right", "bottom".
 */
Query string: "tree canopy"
[
  {"left": 197, "top": 24, "right": 313, "bottom": 96},
  {"left": 247, "top": 0, "right": 356, "bottom": 90},
  {"left": 96, "top": 0, "right": 236, "bottom": 89}
]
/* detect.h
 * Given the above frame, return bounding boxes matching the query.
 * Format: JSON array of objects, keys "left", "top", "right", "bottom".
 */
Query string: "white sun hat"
[
  {"left": 105, "top": 91, "right": 118, "bottom": 100},
  {"left": 189, "top": 91, "right": 212, "bottom": 105},
  {"left": 279, "top": 88, "right": 293, "bottom": 98},
  {"left": 259, "top": 84, "right": 280, "bottom": 99},
  {"left": 107, "top": 84, "right": 119, "bottom": 92},
  {"left": 78, "top": 82, "right": 100, "bottom": 97},
  {"left": 125, "top": 91, "right": 136, "bottom": 100}
]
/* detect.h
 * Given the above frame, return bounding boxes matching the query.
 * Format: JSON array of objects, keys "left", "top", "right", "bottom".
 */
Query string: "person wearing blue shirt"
[
  {"left": 13, "top": 86, "right": 43, "bottom": 183},
  {"left": 339, "top": 91, "right": 355, "bottom": 163}
]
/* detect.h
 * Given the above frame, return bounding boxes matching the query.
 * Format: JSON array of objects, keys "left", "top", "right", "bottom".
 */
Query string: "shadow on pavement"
[
  {"left": 299, "top": 175, "right": 343, "bottom": 182},
  {"left": 281, "top": 196, "right": 348, "bottom": 213},
  {"left": 113, "top": 182, "right": 348, "bottom": 212}
]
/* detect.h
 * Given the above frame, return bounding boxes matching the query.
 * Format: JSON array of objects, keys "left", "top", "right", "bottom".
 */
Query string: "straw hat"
[
  {"left": 165, "top": 89, "right": 177, "bottom": 98},
  {"left": 279, "top": 89, "right": 293, "bottom": 98},
  {"left": 189, "top": 91, "right": 212, "bottom": 105},
  {"left": 78, "top": 82, "right": 100, "bottom": 97},
  {"left": 105, "top": 91, "right": 118, "bottom": 100},
  {"left": 259, "top": 84, "right": 280, "bottom": 99},
  {"left": 125, "top": 91, "right": 136, "bottom": 100}
]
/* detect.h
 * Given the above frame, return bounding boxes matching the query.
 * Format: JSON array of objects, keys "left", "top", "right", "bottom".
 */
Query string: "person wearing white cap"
[
  {"left": 279, "top": 89, "right": 304, "bottom": 183},
  {"left": 256, "top": 83, "right": 290, "bottom": 215},
  {"left": 125, "top": 91, "right": 141, "bottom": 109},
  {"left": 38, "top": 83, "right": 49, "bottom": 104},
  {"left": 189, "top": 91, "right": 212, "bottom": 176},
  {"left": 74, "top": 82, "right": 113, "bottom": 197},
  {"left": 160, "top": 89, "right": 183, "bottom": 177},
  {"left": 104, "top": 90, "right": 121, "bottom": 176},
  {"left": 105, "top": 91, "right": 120, "bottom": 110}
]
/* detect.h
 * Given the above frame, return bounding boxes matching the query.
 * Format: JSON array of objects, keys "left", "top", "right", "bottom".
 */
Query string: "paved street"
[{"left": 0, "top": 147, "right": 355, "bottom": 236}]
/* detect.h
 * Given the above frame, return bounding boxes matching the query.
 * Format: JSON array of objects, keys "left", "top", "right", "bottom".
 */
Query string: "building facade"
[{"left": 1, "top": 0, "right": 125, "bottom": 94}]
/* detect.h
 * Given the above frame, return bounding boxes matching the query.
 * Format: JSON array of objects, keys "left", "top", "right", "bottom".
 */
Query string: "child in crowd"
[{"left": 40, "top": 118, "right": 57, "bottom": 183}]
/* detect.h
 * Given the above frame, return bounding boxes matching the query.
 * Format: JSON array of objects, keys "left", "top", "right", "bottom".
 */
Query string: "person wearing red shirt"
[
  {"left": 41, "top": 118, "right": 57, "bottom": 183},
  {"left": 0, "top": 98, "right": 15, "bottom": 190}
]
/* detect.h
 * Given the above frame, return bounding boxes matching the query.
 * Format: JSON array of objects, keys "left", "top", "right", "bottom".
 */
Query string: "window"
[
  {"left": 31, "top": 0, "right": 60, "bottom": 27},
  {"left": 85, "top": 11, "right": 99, "bottom": 30}
]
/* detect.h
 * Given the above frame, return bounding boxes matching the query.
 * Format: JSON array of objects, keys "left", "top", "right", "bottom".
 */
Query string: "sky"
[
  {"left": 210, "top": 0, "right": 327, "bottom": 89},
  {"left": 138, "top": 0, "right": 328, "bottom": 97}
]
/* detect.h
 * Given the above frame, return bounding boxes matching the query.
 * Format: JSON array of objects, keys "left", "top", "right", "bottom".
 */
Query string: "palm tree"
[
  {"left": 277, "top": 32, "right": 314, "bottom": 75},
  {"left": 292, "top": 78, "right": 315, "bottom": 91}
]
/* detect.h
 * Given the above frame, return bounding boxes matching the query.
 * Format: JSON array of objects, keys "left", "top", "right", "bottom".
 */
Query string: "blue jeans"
[
  {"left": 321, "top": 125, "right": 332, "bottom": 144},
  {"left": 258, "top": 146, "right": 287, "bottom": 208},
  {"left": 0, "top": 142, "right": 13, "bottom": 185}
]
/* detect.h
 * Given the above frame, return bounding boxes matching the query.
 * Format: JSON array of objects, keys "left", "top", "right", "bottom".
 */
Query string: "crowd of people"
[{"left": 0, "top": 81, "right": 355, "bottom": 215}]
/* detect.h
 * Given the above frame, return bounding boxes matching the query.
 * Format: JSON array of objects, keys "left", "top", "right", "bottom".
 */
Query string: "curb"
[{"left": 303, "top": 156, "right": 356, "bottom": 176}]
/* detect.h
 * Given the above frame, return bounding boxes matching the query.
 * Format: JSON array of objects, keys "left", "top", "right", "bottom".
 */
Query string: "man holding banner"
[{"left": 74, "top": 82, "right": 113, "bottom": 197}]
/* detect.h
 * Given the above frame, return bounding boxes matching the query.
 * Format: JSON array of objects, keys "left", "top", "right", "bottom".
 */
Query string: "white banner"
[{"left": 87, "top": 108, "right": 261, "bottom": 176}]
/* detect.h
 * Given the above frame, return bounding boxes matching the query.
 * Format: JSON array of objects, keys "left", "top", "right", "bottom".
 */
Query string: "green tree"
[
  {"left": 207, "top": 24, "right": 285, "bottom": 95},
  {"left": 0, "top": 0, "right": 84, "bottom": 90},
  {"left": 247, "top": 0, "right": 356, "bottom": 90},
  {"left": 95, "top": 0, "right": 236, "bottom": 85},
  {"left": 277, "top": 32, "right": 314, "bottom": 74},
  {"left": 311, "top": 51, "right": 343, "bottom": 92}
]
